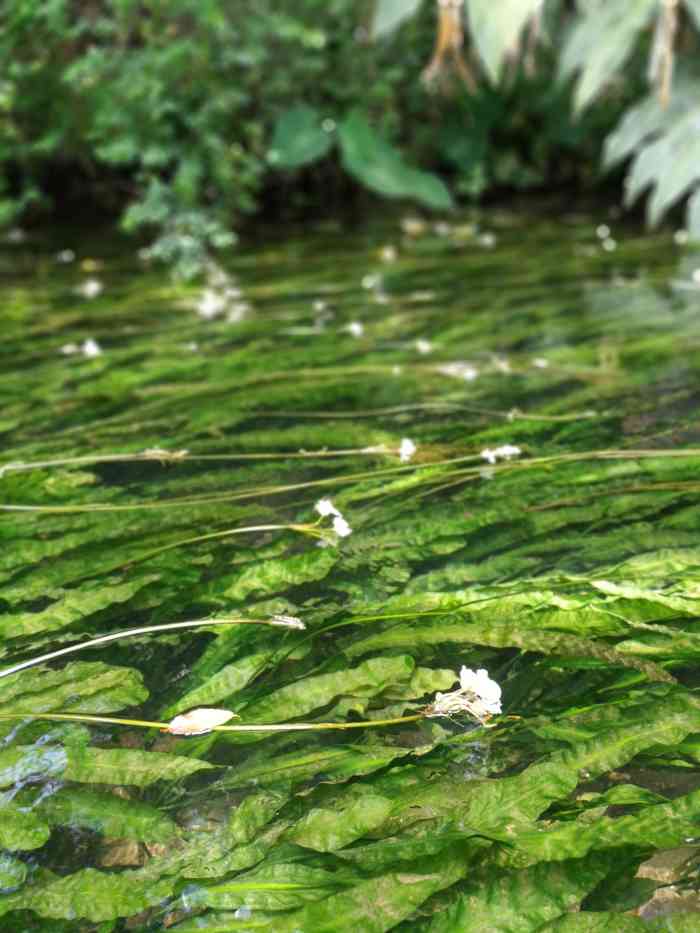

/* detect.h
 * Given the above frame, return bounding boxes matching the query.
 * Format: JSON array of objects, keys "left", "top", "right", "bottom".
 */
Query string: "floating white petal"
[
  {"left": 399, "top": 438, "right": 417, "bottom": 463},
  {"left": 270, "top": 614, "right": 306, "bottom": 630},
  {"left": 332, "top": 515, "right": 352, "bottom": 538},
  {"left": 82, "top": 338, "right": 102, "bottom": 358},
  {"left": 459, "top": 666, "right": 502, "bottom": 714},
  {"left": 78, "top": 278, "right": 103, "bottom": 299},
  {"left": 315, "top": 498, "right": 340, "bottom": 518},
  {"left": 166, "top": 708, "right": 236, "bottom": 736}
]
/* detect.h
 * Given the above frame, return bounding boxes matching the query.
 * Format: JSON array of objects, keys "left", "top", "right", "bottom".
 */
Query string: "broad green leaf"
[
  {"left": 0, "top": 661, "right": 148, "bottom": 740},
  {"left": 560, "top": 0, "right": 657, "bottom": 110},
  {"left": 61, "top": 745, "right": 214, "bottom": 786},
  {"left": 238, "top": 655, "right": 415, "bottom": 724},
  {"left": 165, "top": 650, "right": 274, "bottom": 717},
  {"left": 0, "top": 854, "right": 27, "bottom": 890},
  {"left": 271, "top": 849, "right": 468, "bottom": 933},
  {"left": 338, "top": 110, "right": 453, "bottom": 210},
  {"left": 228, "top": 789, "right": 290, "bottom": 844},
  {"left": 0, "top": 743, "right": 212, "bottom": 788},
  {"left": 268, "top": 105, "right": 332, "bottom": 170},
  {"left": 542, "top": 915, "right": 646, "bottom": 932},
  {"left": 343, "top": 617, "right": 672, "bottom": 683},
  {"left": 224, "top": 547, "right": 337, "bottom": 601},
  {"left": 0, "top": 577, "right": 156, "bottom": 639},
  {"left": 285, "top": 793, "right": 392, "bottom": 851},
  {"left": 0, "top": 796, "right": 50, "bottom": 851},
  {"left": 222, "top": 743, "right": 411, "bottom": 788},
  {"left": 603, "top": 81, "right": 697, "bottom": 168},
  {"left": 0, "top": 868, "right": 176, "bottom": 922},
  {"left": 38, "top": 787, "right": 179, "bottom": 842},
  {"left": 169, "top": 912, "right": 278, "bottom": 931},
  {"left": 373, "top": 0, "right": 422, "bottom": 38},
  {"left": 427, "top": 854, "right": 615, "bottom": 932},
  {"left": 194, "top": 863, "right": 347, "bottom": 911},
  {"left": 513, "top": 782, "right": 700, "bottom": 861},
  {"left": 0, "top": 744, "right": 67, "bottom": 789},
  {"left": 467, "top": 0, "right": 546, "bottom": 83}
]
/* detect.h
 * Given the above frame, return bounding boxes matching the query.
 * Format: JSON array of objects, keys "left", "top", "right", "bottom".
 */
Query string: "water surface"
[{"left": 1, "top": 209, "right": 700, "bottom": 930}]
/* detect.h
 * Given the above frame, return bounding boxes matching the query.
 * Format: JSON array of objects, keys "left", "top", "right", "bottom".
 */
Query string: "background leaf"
[
  {"left": 338, "top": 110, "right": 453, "bottom": 210},
  {"left": 268, "top": 105, "right": 333, "bottom": 170}
]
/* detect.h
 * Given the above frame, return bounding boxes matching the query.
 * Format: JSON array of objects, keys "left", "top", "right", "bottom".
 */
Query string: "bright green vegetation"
[
  {"left": 1, "top": 208, "right": 700, "bottom": 929},
  {"left": 6, "top": 1, "right": 700, "bottom": 275}
]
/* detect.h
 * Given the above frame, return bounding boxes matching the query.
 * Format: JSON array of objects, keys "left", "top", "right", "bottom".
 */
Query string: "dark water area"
[{"left": 1, "top": 207, "right": 700, "bottom": 930}]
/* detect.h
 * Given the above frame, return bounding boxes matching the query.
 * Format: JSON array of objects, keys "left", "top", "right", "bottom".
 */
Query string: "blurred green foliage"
[{"left": 2, "top": 0, "right": 700, "bottom": 273}]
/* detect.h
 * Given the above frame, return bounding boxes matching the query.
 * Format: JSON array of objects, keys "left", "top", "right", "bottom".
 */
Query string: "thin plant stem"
[
  {"left": 0, "top": 618, "right": 290, "bottom": 680},
  {"left": 3, "top": 447, "right": 700, "bottom": 515},
  {"left": 0, "top": 710, "right": 425, "bottom": 733}
]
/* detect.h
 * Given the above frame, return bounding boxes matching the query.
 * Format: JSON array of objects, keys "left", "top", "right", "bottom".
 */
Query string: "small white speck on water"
[
  {"left": 56, "top": 249, "right": 75, "bottom": 264},
  {"left": 415, "top": 338, "right": 432, "bottom": 355},
  {"left": 399, "top": 438, "right": 417, "bottom": 463},
  {"left": 596, "top": 224, "right": 611, "bottom": 239},
  {"left": 478, "top": 232, "right": 497, "bottom": 248},
  {"left": 362, "top": 274, "right": 380, "bottom": 290},
  {"left": 346, "top": 321, "right": 364, "bottom": 337},
  {"left": 602, "top": 237, "right": 617, "bottom": 252},
  {"left": 81, "top": 338, "right": 102, "bottom": 358},
  {"left": 77, "top": 278, "right": 103, "bottom": 299},
  {"left": 674, "top": 229, "right": 689, "bottom": 245}
]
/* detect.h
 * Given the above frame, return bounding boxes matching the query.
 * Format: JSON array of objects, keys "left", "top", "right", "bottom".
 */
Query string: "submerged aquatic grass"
[{"left": 1, "top": 212, "right": 700, "bottom": 929}]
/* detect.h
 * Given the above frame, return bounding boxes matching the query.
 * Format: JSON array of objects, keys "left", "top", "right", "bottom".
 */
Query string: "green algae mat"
[{"left": 1, "top": 211, "right": 700, "bottom": 930}]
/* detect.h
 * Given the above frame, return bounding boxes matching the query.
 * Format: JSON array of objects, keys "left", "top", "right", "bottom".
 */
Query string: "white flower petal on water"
[
  {"left": 196, "top": 289, "right": 226, "bottom": 319},
  {"left": 82, "top": 338, "right": 102, "bottom": 358},
  {"left": 346, "top": 321, "right": 364, "bottom": 338},
  {"left": 399, "top": 438, "right": 417, "bottom": 463},
  {"left": 270, "top": 614, "right": 305, "bottom": 630},
  {"left": 459, "top": 666, "right": 502, "bottom": 714},
  {"left": 78, "top": 278, "right": 103, "bottom": 299},
  {"left": 315, "top": 498, "right": 340, "bottom": 518},
  {"left": 437, "top": 362, "right": 478, "bottom": 382},
  {"left": 166, "top": 708, "right": 236, "bottom": 736},
  {"left": 494, "top": 444, "right": 521, "bottom": 460},
  {"left": 60, "top": 343, "right": 79, "bottom": 356},
  {"left": 332, "top": 515, "right": 352, "bottom": 538},
  {"left": 415, "top": 339, "right": 432, "bottom": 355},
  {"left": 481, "top": 445, "right": 521, "bottom": 465},
  {"left": 56, "top": 249, "right": 75, "bottom": 264}
]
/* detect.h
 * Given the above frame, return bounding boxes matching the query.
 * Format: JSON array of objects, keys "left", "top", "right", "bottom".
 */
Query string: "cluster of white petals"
[
  {"left": 61, "top": 338, "right": 103, "bottom": 358},
  {"left": 195, "top": 263, "right": 247, "bottom": 321},
  {"left": 399, "top": 438, "right": 417, "bottom": 463},
  {"left": 480, "top": 444, "right": 521, "bottom": 465},
  {"left": 427, "top": 666, "right": 502, "bottom": 722},
  {"left": 315, "top": 498, "right": 352, "bottom": 539}
]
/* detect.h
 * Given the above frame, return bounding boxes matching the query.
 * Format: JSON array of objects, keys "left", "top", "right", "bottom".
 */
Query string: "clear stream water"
[{"left": 1, "top": 207, "right": 700, "bottom": 930}]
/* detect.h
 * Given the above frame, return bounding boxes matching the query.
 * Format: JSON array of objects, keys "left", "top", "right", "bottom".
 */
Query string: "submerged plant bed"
[{"left": 0, "top": 210, "right": 700, "bottom": 930}]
